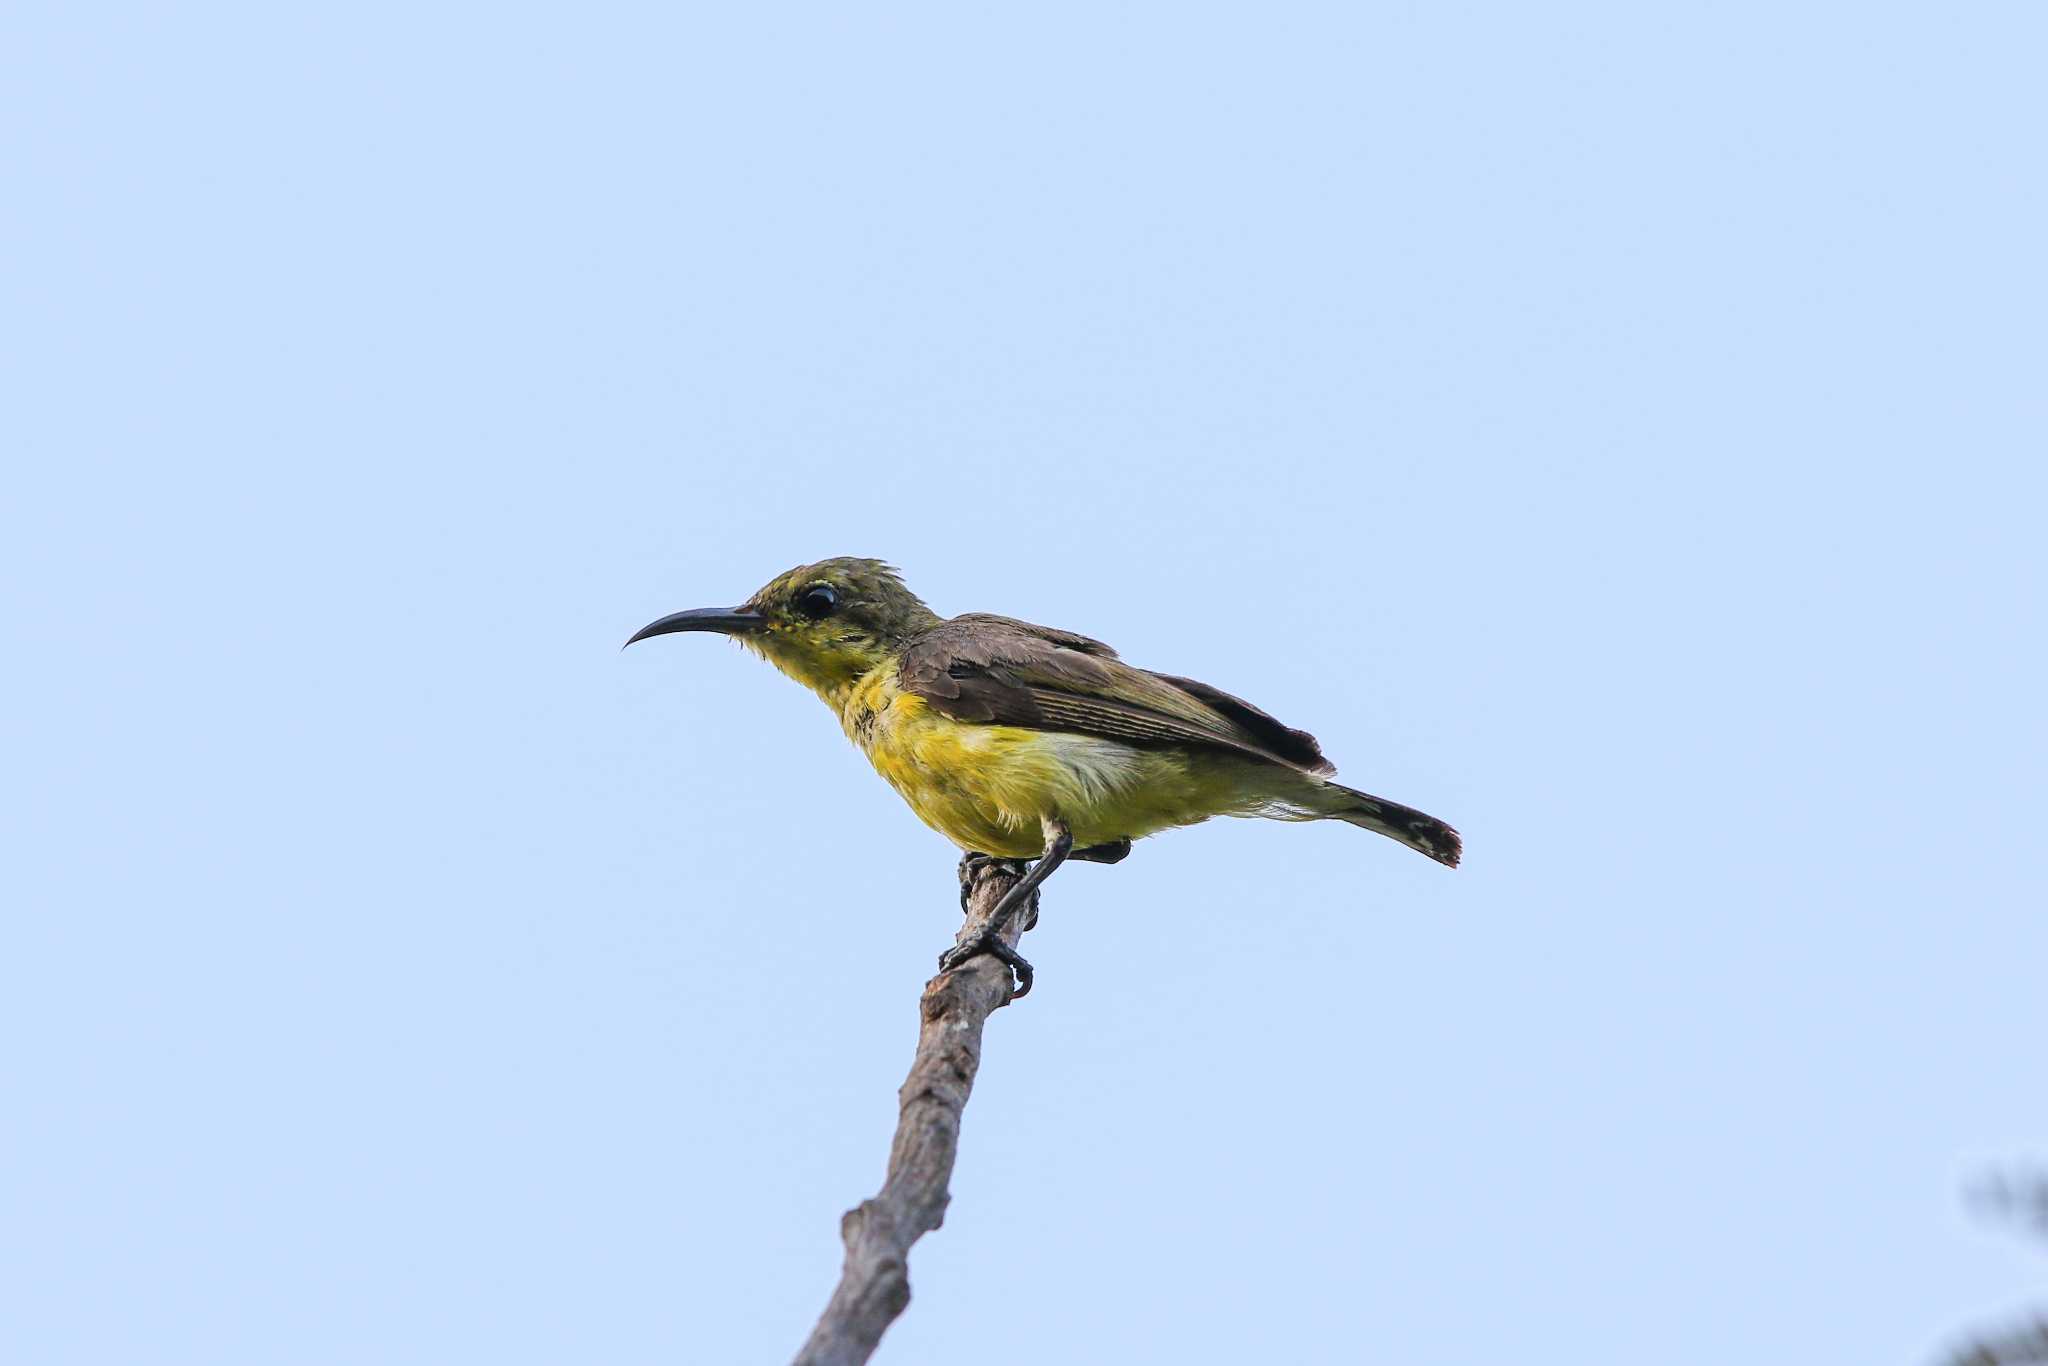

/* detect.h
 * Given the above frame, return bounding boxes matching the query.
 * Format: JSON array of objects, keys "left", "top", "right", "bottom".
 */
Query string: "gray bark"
[{"left": 791, "top": 856, "right": 1033, "bottom": 1366}]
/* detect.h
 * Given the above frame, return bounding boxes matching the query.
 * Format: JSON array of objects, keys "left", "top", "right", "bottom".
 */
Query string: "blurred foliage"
[{"left": 1947, "top": 1168, "right": 2048, "bottom": 1366}]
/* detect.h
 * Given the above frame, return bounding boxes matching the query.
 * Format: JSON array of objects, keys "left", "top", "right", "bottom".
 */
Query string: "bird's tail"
[{"left": 1322, "top": 782, "right": 1462, "bottom": 868}]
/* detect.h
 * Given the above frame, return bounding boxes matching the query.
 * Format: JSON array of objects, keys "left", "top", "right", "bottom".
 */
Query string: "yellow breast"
[{"left": 837, "top": 661, "right": 1255, "bottom": 857}]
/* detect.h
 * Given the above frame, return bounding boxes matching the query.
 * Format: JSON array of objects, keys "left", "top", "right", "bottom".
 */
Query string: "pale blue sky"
[{"left": 5, "top": 3, "right": 2044, "bottom": 1363}]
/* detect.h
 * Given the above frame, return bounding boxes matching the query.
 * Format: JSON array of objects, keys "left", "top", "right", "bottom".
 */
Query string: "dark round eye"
[{"left": 794, "top": 584, "right": 840, "bottom": 620}]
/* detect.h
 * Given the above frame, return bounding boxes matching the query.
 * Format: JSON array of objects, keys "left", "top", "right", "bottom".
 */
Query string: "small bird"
[{"left": 627, "top": 558, "right": 1459, "bottom": 995}]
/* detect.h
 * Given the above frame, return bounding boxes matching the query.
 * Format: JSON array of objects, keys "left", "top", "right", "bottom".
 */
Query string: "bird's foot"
[
  {"left": 1070, "top": 838, "right": 1132, "bottom": 865},
  {"left": 948, "top": 851, "right": 1039, "bottom": 997},
  {"left": 956, "top": 852, "right": 1032, "bottom": 922},
  {"left": 937, "top": 932, "right": 1034, "bottom": 999}
]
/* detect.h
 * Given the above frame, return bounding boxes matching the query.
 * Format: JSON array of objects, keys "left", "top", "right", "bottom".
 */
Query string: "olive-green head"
[{"left": 625, "top": 557, "right": 942, "bottom": 699}]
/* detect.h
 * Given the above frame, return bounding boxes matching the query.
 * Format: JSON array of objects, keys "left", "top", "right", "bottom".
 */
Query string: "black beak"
[{"left": 624, "top": 606, "right": 766, "bottom": 648}]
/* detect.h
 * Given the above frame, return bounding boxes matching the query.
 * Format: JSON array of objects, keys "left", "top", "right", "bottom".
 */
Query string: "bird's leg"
[{"left": 939, "top": 818, "right": 1074, "bottom": 999}]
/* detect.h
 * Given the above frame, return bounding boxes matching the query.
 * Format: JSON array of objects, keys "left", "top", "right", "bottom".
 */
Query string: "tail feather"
[{"left": 1328, "top": 783, "right": 1461, "bottom": 868}]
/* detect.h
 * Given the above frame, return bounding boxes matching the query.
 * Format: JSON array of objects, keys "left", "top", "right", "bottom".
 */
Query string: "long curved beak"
[{"left": 624, "top": 606, "right": 766, "bottom": 648}]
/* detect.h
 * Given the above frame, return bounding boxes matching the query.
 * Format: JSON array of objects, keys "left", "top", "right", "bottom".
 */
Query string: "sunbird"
[{"left": 627, "top": 558, "right": 1459, "bottom": 995}]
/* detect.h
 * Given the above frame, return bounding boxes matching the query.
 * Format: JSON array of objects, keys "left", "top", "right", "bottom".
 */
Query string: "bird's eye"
[{"left": 795, "top": 584, "right": 840, "bottom": 620}]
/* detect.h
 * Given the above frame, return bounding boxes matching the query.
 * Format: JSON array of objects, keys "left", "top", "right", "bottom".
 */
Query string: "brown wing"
[{"left": 898, "top": 614, "right": 1335, "bottom": 775}]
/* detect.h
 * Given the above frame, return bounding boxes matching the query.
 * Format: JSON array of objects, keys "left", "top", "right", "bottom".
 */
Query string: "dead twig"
[{"left": 791, "top": 855, "right": 1035, "bottom": 1366}]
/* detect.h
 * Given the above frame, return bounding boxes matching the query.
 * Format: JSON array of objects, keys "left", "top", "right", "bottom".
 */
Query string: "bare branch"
[{"left": 791, "top": 856, "right": 1034, "bottom": 1366}]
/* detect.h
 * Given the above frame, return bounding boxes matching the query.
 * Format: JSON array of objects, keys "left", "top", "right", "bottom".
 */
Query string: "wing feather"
[{"left": 898, "top": 616, "right": 1334, "bottom": 775}]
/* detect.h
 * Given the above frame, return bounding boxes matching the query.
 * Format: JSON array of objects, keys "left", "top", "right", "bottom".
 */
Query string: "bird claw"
[
  {"left": 956, "top": 852, "right": 1024, "bottom": 901},
  {"left": 937, "top": 933, "right": 1034, "bottom": 999},
  {"left": 956, "top": 852, "right": 1029, "bottom": 916},
  {"left": 1071, "top": 839, "right": 1132, "bottom": 864},
  {"left": 946, "top": 846, "right": 1053, "bottom": 1000}
]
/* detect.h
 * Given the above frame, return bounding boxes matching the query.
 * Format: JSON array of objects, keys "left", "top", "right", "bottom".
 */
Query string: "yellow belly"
[{"left": 840, "top": 665, "right": 1267, "bottom": 857}]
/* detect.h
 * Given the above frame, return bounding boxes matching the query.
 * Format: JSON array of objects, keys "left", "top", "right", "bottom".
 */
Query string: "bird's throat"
[{"left": 748, "top": 633, "right": 892, "bottom": 718}]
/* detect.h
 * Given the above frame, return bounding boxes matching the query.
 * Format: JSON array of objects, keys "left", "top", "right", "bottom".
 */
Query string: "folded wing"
[{"left": 898, "top": 613, "right": 1335, "bottom": 776}]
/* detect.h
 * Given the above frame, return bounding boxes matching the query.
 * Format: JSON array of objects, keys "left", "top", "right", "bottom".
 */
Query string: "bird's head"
[{"left": 625, "top": 557, "right": 942, "bottom": 700}]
